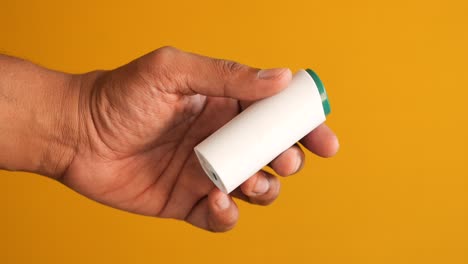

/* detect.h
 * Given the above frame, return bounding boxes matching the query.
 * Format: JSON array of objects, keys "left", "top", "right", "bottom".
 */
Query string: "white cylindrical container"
[{"left": 194, "top": 69, "right": 331, "bottom": 193}]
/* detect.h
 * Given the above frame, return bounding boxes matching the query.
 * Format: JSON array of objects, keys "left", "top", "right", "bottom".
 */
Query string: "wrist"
[
  {"left": 25, "top": 71, "right": 80, "bottom": 179},
  {"left": 0, "top": 55, "right": 81, "bottom": 178},
  {"left": 41, "top": 72, "right": 82, "bottom": 179}
]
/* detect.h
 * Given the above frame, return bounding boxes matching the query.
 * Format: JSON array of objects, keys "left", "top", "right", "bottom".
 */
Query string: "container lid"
[{"left": 306, "top": 69, "right": 331, "bottom": 116}]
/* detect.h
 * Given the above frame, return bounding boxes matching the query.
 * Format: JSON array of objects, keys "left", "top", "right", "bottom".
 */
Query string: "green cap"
[{"left": 306, "top": 69, "right": 331, "bottom": 116}]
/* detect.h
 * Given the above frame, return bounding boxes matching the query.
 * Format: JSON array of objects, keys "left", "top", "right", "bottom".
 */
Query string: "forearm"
[{"left": 0, "top": 54, "right": 80, "bottom": 178}]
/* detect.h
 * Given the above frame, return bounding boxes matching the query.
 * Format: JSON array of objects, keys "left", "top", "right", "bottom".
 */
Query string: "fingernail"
[
  {"left": 216, "top": 194, "right": 230, "bottom": 210},
  {"left": 253, "top": 174, "right": 269, "bottom": 194},
  {"left": 294, "top": 153, "right": 303, "bottom": 173},
  {"left": 333, "top": 135, "right": 340, "bottom": 155},
  {"left": 257, "top": 68, "right": 287, "bottom": 80}
]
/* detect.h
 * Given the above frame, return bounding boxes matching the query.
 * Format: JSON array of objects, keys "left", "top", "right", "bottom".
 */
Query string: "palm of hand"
[{"left": 65, "top": 72, "right": 240, "bottom": 221}]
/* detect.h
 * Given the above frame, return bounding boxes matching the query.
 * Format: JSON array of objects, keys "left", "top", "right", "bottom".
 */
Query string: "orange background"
[{"left": 1, "top": 0, "right": 467, "bottom": 263}]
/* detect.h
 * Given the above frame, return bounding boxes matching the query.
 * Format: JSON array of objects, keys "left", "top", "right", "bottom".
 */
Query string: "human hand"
[{"left": 24, "top": 47, "right": 339, "bottom": 232}]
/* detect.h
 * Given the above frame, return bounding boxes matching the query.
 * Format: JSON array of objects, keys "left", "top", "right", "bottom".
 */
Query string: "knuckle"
[
  {"left": 252, "top": 177, "right": 281, "bottom": 206},
  {"left": 157, "top": 45, "right": 179, "bottom": 54},
  {"left": 149, "top": 46, "right": 179, "bottom": 64},
  {"left": 142, "top": 46, "right": 184, "bottom": 91},
  {"left": 208, "top": 204, "right": 238, "bottom": 232},
  {"left": 215, "top": 59, "right": 246, "bottom": 76}
]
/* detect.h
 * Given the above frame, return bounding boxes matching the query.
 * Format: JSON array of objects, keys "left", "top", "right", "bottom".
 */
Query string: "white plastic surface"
[{"left": 194, "top": 70, "right": 327, "bottom": 193}]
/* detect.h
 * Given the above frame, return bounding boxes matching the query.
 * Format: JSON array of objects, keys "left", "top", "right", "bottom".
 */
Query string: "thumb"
[{"left": 144, "top": 47, "right": 292, "bottom": 101}]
